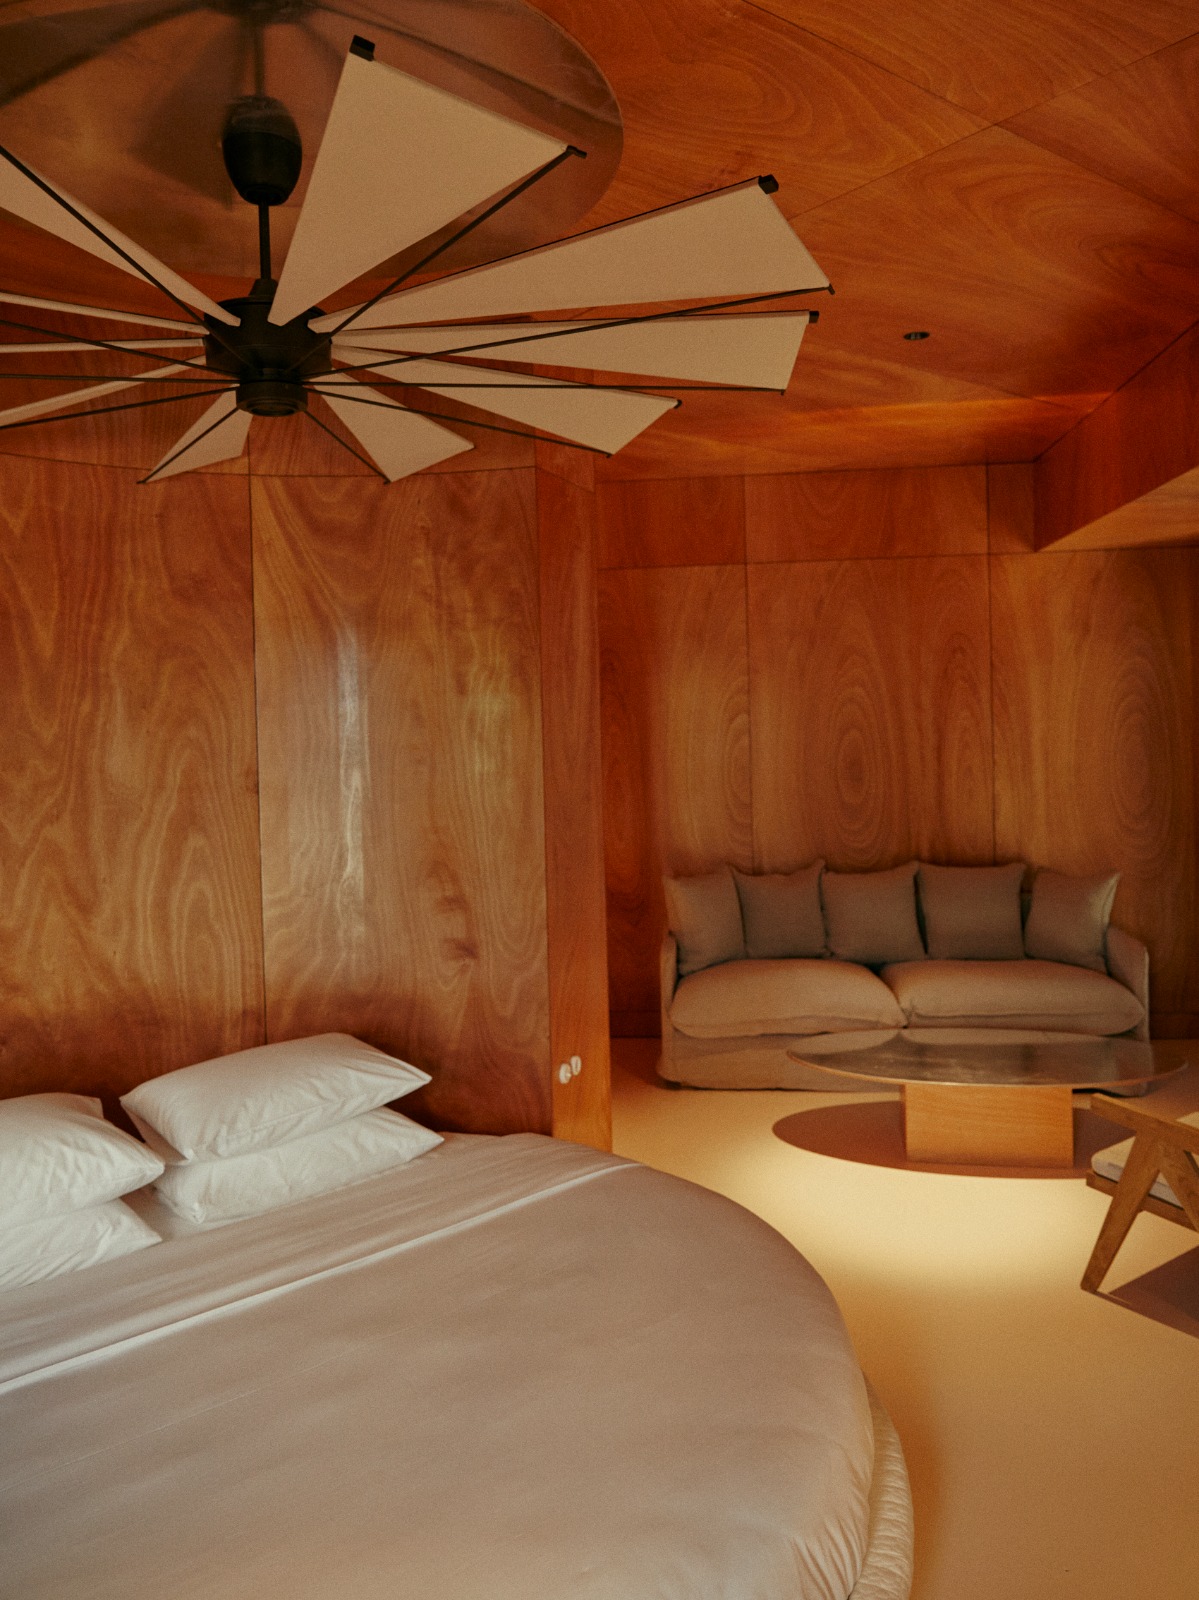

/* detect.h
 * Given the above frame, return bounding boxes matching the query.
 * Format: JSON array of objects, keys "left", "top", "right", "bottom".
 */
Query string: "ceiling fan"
[{"left": 0, "top": 33, "right": 832, "bottom": 484}]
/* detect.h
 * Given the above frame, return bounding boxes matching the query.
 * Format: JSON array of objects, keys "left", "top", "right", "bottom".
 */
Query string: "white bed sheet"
[{"left": 0, "top": 1133, "right": 874, "bottom": 1600}]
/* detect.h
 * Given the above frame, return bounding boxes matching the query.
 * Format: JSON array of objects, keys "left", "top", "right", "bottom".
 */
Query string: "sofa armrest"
[
  {"left": 661, "top": 931, "right": 680, "bottom": 1020},
  {"left": 1106, "top": 925, "right": 1149, "bottom": 1041}
]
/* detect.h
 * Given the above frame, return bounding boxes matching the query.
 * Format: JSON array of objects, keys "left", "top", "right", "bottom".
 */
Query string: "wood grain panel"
[
  {"left": 904, "top": 1082, "right": 1074, "bottom": 1166},
  {"left": 598, "top": 565, "right": 752, "bottom": 1022},
  {"left": 752, "top": 0, "right": 1196, "bottom": 122},
  {"left": 596, "top": 475, "right": 745, "bottom": 568},
  {"left": 1004, "top": 34, "right": 1199, "bottom": 226},
  {"left": 748, "top": 557, "right": 994, "bottom": 871},
  {"left": 535, "top": 438, "right": 596, "bottom": 491},
  {"left": 1154, "top": 1015, "right": 1199, "bottom": 1039},
  {"left": 537, "top": 468, "right": 611, "bottom": 1149},
  {"left": 0, "top": 456, "right": 263, "bottom": 1100},
  {"left": 252, "top": 469, "right": 552, "bottom": 1134},
  {"left": 745, "top": 466, "right": 987, "bottom": 562},
  {"left": 593, "top": 393, "right": 1094, "bottom": 480},
  {"left": 991, "top": 548, "right": 1196, "bottom": 1016},
  {"left": 1042, "top": 468, "right": 1199, "bottom": 553},
  {"left": 987, "top": 463, "right": 1035, "bottom": 554},
  {"left": 795, "top": 127, "right": 1199, "bottom": 403},
  {"left": 535, "top": 0, "right": 980, "bottom": 224},
  {"left": 782, "top": 338, "right": 1048, "bottom": 414},
  {"left": 1036, "top": 320, "right": 1199, "bottom": 549}
]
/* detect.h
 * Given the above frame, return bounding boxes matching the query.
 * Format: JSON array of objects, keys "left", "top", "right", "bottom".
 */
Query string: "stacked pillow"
[
  {"left": 0, "top": 1093, "right": 164, "bottom": 1288},
  {"left": 121, "top": 1033, "right": 443, "bottom": 1226}
]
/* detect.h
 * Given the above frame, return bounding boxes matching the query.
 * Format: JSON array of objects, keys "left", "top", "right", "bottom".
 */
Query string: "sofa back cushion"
[
  {"left": 1024, "top": 869, "right": 1119, "bottom": 972},
  {"left": 918, "top": 861, "right": 1025, "bottom": 960},
  {"left": 733, "top": 863, "right": 826, "bottom": 959},
  {"left": 664, "top": 866, "right": 746, "bottom": 977},
  {"left": 821, "top": 862, "right": 925, "bottom": 966}
]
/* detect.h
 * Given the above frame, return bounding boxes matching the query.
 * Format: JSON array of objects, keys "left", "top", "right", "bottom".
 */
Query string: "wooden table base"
[{"left": 903, "top": 1082, "right": 1075, "bottom": 1167}]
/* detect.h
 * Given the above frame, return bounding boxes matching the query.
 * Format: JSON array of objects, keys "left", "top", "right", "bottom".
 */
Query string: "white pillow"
[
  {"left": 151, "top": 1107, "right": 444, "bottom": 1224},
  {"left": 0, "top": 1093, "right": 165, "bottom": 1224},
  {"left": 120, "top": 1034, "right": 431, "bottom": 1162},
  {"left": 0, "top": 1201, "right": 161, "bottom": 1289}
]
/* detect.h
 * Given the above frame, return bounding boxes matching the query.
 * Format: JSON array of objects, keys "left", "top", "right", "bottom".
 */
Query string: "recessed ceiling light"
[{"left": 904, "top": 330, "right": 930, "bottom": 341}]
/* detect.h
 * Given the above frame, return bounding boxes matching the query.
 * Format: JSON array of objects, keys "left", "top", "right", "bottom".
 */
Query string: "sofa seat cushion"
[
  {"left": 881, "top": 959, "right": 1144, "bottom": 1035},
  {"left": 671, "top": 959, "right": 906, "bottom": 1039}
]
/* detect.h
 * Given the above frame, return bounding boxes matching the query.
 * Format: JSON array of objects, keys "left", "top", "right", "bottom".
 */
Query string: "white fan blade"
[
  {"left": 0, "top": 149, "right": 237, "bottom": 324},
  {"left": 144, "top": 394, "right": 251, "bottom": 482},
  {"left": 316, "top": 180, "right": 828, "bottom": 333},
  {"left": 0, "top": 290, "right": 198, "bottom": 331},
  {"left": 315, "top": 382, "right": 473, "bottom": 480},
  {"left": 324, "top": 358, "right": 675, "bottom": 454},
  {"left": 269, "top": 49, "right": 566, "bottom": 327},
  {"left": 334, "top": 311, "right": 811, "bottom": 390},
  {"left": 0, "top": 338, "right": 203, "bottom": 353},
  {"left": 0, "top": 362, "right": 191, "bottom": 430}
]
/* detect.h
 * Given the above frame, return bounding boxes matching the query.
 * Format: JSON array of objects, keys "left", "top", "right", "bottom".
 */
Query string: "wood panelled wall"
[
  {"left": 0, "top": 462, "right": 264, "bottom": 1094},
  {"left": 597, "top": 464, "right": 1199, "bottom": 1038},
  {"left": 0, "top": 451, "right": 611, "bottom": 1145}
]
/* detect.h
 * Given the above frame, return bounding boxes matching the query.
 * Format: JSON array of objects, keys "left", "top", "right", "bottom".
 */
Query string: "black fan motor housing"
[
  {"left": 222, "top": 95, "right": 303, "bottom": 206},
  {"left": 203, "top": 283, "right": 332, "bottom": 416}
]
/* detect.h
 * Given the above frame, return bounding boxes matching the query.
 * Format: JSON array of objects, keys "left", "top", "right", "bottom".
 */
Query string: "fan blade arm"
[
  {"left": 312, "top": 382, "right": 473, "bottom": 480},
  {"left": 0, "top": 361, "right": 191, "bottom": 429},
  {"left": 0, "top": 142, "right": 238, "bottom": 325},
  {"left": 142, "top": 394, "right": 251, "bottom": 482},
  {"left": 317, "top": 178, "right": 828, "bottom": 332},
  {"left": 0, "top": 290, "right": 200, "bottom": 331}
]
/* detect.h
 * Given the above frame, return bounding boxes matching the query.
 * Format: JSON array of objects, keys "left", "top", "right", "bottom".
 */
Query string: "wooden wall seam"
[
  {"left": 535, "top": 457, "right": 613, "bottom": 1151},
  {"left": 246, "top": 465, "right": 270, "bottom": 1052}
]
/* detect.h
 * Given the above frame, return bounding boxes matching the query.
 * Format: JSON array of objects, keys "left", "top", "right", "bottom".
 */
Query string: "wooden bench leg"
[{"left": 1081, "top": 1134, "right": 1164, "bottom": 1292}]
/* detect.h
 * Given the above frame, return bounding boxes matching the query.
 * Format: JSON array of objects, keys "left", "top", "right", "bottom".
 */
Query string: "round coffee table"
[{"left": 787, "top": 1036, "right": 1190, "bottom": 1167}]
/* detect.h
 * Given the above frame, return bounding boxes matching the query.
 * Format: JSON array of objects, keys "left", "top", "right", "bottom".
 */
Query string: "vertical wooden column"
[{"left": 536, "top": 444, "right": 612, "bottom": 1150}]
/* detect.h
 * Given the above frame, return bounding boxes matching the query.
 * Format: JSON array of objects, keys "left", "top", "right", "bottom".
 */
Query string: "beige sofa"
[{"left": 658, "top": 862, "right": 1150, "bottom": 1090}]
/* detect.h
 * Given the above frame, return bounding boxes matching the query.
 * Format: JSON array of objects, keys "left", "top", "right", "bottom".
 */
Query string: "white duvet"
[{"left": 0, "top": 1134, "right": 874, "bottom": 1600}]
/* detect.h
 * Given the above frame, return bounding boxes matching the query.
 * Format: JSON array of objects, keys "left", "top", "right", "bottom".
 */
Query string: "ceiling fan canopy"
[{"left": 0, "top": 27, "right": 832, "bottom": 482}]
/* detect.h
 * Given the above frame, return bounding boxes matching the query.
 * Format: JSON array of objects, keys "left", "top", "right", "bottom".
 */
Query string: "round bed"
[{"left": 0, "top": 1133, "right": 912, "bottom": 1600}]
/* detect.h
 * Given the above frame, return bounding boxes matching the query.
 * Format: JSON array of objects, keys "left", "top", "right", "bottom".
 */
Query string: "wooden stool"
[{"left": 1082, "top": 1078, "right": 1199, "bottom": 1292}]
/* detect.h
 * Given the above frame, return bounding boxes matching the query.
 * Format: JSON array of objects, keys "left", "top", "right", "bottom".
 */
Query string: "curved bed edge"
[{"left": 848, "top": 1381, "right": 915, "bottom": 1600}]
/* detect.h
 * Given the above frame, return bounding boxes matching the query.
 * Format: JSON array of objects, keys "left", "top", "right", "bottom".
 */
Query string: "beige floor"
[{"left": 611, "top": 1039, "right": 1199, "bottom": 1600}]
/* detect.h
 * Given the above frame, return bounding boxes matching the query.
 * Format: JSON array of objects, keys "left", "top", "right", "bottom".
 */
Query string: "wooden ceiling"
[
  {"left": 541, "top": 0, "right": 1199, "bottom": 476},
  {"left": 2, "top": 0, "right": 1199, "bottom": 476}
]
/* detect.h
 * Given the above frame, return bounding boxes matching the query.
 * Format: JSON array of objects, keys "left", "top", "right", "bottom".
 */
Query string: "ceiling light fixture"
[
  {"left": 0, "top": 36, "right": 832, "bottom": 484},
  {"left": 903, "top": 330, "right": 930, "bottom": 341}
]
